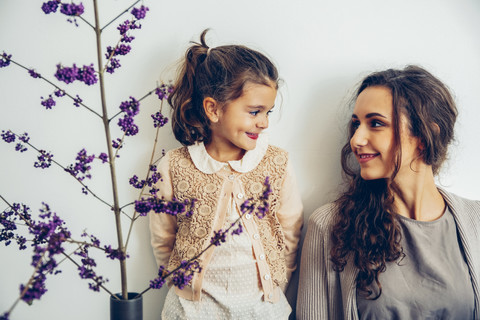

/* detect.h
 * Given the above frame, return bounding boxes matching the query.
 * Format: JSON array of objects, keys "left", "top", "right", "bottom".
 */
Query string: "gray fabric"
[
  {"left": 296, "top": 188, "right": 480, "bottom": 320},
  {"left": 357, "top": 208, "right": 475, "bottom": 319}
]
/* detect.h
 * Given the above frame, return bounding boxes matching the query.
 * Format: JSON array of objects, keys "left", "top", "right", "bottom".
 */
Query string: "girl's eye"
[
  {"left": 267, "top": 109, "right": 273, "bottom": 116},
  {"left": 249, "top": 110, "right": 260, "bottom": 116}
]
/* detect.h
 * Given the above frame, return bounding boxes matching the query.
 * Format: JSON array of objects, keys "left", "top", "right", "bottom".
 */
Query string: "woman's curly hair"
[{"left": 330, "top": 65, "right": 457, "bottom": 299}]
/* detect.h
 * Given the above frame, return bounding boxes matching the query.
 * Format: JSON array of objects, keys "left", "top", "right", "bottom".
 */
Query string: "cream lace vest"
[{"left": 167, "top": 145, "right": 289, "bottom": 286}]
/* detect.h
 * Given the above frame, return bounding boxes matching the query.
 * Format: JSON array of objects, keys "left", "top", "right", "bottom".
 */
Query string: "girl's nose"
[{"left": 257, "top": 115, "right": 268, "bottom": 129}]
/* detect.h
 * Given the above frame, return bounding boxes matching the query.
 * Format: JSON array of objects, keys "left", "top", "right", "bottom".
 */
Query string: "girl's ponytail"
[{"left": 168, "top": 30, "right": 211, "bottom": 146}]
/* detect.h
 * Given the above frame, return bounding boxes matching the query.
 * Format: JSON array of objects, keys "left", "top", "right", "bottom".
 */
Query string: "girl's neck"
[
  {"left": 205, "top": 141, "right": 245, "bottom": 162},
  {"left": 391, "top": 163, "right": 445, "bottom": 221}
]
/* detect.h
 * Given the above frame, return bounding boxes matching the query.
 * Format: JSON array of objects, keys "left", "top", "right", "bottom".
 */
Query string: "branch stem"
[{"left": 93, "top": 0, "right": 128, "bottom": 300}]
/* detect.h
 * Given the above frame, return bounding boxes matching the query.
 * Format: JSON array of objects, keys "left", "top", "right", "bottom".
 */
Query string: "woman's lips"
[
  {"left": 246, "top": 132, "right": 259, "bottom": 140},
  {"left": 357, "top": 153, "right": 379, "bottom": 163}
]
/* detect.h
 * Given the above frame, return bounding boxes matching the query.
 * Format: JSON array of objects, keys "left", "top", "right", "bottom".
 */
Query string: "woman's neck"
[{"left": 391, "top": 163, "right": 445, "bottom": 221}]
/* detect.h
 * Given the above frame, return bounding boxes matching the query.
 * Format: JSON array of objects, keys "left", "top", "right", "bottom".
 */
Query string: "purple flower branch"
[
  {"left": 1, "top": 130, "right": 113, "bottom": 209},
  {"left": 41, "top": 1, "right": 94, "bottom": 29},
  {"left": 0, "top": 54, "right": 101, "bottom": 118},
  {"left": 100, "top": 0, "right": 142, "bottom": 32}
]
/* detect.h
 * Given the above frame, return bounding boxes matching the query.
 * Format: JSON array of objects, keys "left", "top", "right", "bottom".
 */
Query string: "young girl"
[
  {"left": 149, "top": 30, "right": 303, "bottom": 319},
  {"left": 297, "top": 65, "right": 480, "bottom": 319}
]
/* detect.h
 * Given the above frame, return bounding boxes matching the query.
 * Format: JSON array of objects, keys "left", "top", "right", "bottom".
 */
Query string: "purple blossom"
[
  {"left": 106, "top": 58, "right": 121, "bottom": 74},
  {"left": 0, "top": 52, "right": 12, "bottom": 68},
  {"left": 2, "top": 131, "right": 29, "bottom": 153},
  {"left": 210, "top": 230, "right": 227, "bottom": 246},
  {"left": 98, "top": 152, "right": 108, "bottom": 163},
  {"left": 155, "top": 84, "right": 174, "bottom": 100},
  {"left": 135, "top": 198, "right": 195, "bottom": 217},
  {"left": 17, "top": 203, "right": 72, "bottom": 304},
  {"left": 65, "top": 148, "right": 95, "bottom": 181},
  {"left": 60, "top": 2, "right": 84, "bottom": 16},
  {"left": 29, "top": 69, "right": 41, "bottom": 79},
  {"left": 119, "top": 97, "right": 140, "bottom": 117},
  {"left": 231, "top": 223, "right": 243, "bottom": 235},
  {"left": 106, "top": 44, "right": 131, "bottom": 58},
  {"left": 20, "top": 274, "right": 47, "bottom": 303},
  {"left": 54, "top": 63, "right": 78, "bottom": 84},
  {"left": 41, "top": 95, "right": 56, "bottom": 109},
  {"left": 171, "top": 261, "right": 201, "bottom": 290},
  {"left": 118, "top": 115, "right": 138, "bottom": 136},
  {"left": 34, "top": 150, "right": 54, "bottom": 169},
  {"left": 76, "top": 64, "right": 98, "bottom": 85},
  {"left": 15, "top": 143, "right": 27, "bottom": 153},
  {"left": 131, "top": 5, "right": 149, "bottom": 20},
  {"left": 150, "top": 266, "right": 167, "bottom": 289},
  {"left": 73, "top": 95, "right": 82, "bottom": 107},
  {"left": 104, "top": 245, "right": 128, "bottom": 261},
  {"left": 0, "top": 203, "right": 30, "bottom": 250},
  {"left": 0, "top": 312, "right": 9, "bottom": 320},
  {"left": 129, "top": 175, "right": 145, "bottom": 189},
  {"left": 19, "top": 132, "right": 30, "bottom": 143},
  {"left": 112, "top": 138, "right": 123, "bottom": 149},
  {"left": 152, "top": 112, "right": 169, "bottom": 128},
  {"left": 41, "top": 1, "right": 59, "bottom": 14},
  {"left": 121, "top": 34, "right": 135, "bottom": 43},
  {"left": 1, "top": 130, "right": 16, "bottom": 143},
  {"left": 54, "top": 64, "right": 97, "bottom": 85},
  {"left": 117, "top": 20, "right": 131, "bottom": 35},
  {"left": 74, "top": 244, "right": 108, "bottom": 292},
  {"left": 54, "top": 89, "right": 65, "bottom": 97}
]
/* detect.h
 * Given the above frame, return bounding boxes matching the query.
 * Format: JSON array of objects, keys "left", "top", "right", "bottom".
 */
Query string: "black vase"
[{"left": 110, "top": 292, "right": 143, "bottom": 320}]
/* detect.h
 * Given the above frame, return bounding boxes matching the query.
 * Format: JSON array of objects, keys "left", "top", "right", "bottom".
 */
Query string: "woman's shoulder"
[
  {"left": 307, "top": 202, "right": 338, "bottom": 233},
  {"left": 440, "top": 188, "right": 480, "bottom": 213}
]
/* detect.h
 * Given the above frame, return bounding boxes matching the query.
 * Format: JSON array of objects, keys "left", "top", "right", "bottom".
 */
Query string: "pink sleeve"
[
  {"left": 276, "top": 159, "right": 304, "bottom": 287},
  {"left": 149, "top": 151, "right": 177, "bottom": 269}
]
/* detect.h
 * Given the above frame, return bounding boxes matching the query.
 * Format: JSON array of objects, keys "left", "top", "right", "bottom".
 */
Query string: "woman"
[{"left": 297, "top": 65, "right": 480, "bottom": 319}]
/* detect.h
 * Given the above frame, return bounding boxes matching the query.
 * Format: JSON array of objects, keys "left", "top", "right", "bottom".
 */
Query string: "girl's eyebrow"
[
  {"left": 352, "top": 112, "right": 387, "bottom": 119},
  {"left": 249, "top": 105, "right": 275, "bottom": 110}
]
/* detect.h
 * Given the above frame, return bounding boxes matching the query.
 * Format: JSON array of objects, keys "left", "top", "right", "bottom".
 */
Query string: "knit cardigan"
[{"left": 296, "top": 188, "right": 480, "bottom": 320}]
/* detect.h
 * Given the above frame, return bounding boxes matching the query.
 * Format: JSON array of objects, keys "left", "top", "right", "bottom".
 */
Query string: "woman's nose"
[{"left": 350, "top": 127, "right": 368, "bottom": 149}]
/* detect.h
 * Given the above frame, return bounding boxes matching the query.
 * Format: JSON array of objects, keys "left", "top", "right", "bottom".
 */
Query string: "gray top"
[{"left": 357, "top": 207, "right": 475, "bottom": 319}]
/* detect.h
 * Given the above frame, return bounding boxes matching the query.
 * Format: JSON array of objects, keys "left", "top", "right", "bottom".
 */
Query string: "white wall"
[{"left": 1, "top": 0, "right": 479, "bottom": 319}]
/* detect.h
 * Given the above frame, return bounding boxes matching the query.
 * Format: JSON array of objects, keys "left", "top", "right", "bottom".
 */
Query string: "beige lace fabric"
[{"left": 167, "top": 144, "right": 288, "bottom": 287}]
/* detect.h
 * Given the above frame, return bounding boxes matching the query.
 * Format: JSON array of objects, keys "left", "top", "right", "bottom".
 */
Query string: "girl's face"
[
  {"left": 207, "top": 82, "right": 276, "bottom": 161},
  {"left": 350, "top": 86, "right": 421, "bottom": 180}
]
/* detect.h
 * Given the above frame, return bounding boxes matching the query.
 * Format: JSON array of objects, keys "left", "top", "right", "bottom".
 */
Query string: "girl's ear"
[{"left": 203, "top": 97, "right": 220, "bottom": 123}]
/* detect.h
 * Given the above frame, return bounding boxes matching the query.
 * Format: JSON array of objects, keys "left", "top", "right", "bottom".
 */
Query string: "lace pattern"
[
  {"left": 167, "top": 145, "right": 288, "bottom": 287},
  {"left": 240, "top": 146, "right": 288, "bottom": 286}
]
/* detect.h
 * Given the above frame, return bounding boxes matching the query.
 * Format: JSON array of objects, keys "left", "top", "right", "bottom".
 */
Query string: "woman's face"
[{"left": 350, "top": 86, "right": 421, "bottom": 180}]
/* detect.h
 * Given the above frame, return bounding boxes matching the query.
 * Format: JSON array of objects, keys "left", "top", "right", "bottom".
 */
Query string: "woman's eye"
[
  {"left": 267, "top": 109, "right": 273, "bottom": 116},
  {"left": 250, "top": 110, "right": 260, "bottom": 116},
  {"left": 371, "top": 119, "right": 384, "bottom": 128},
  {"left": 351, "top": 120, "right": 360, "bottom": 130}
]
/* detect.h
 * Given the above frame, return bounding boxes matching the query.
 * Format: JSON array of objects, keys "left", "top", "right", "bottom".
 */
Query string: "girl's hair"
[
  {"left": 168, "top": 29, "right": 279, "bottom": 146},
  {"left": 330, "top": 65, "right": 457, "bottom": 299}
]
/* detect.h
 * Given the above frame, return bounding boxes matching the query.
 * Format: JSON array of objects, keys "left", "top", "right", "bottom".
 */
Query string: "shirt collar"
[{"left": 187, "top": 133, "right": 269, "bottom": 174}]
